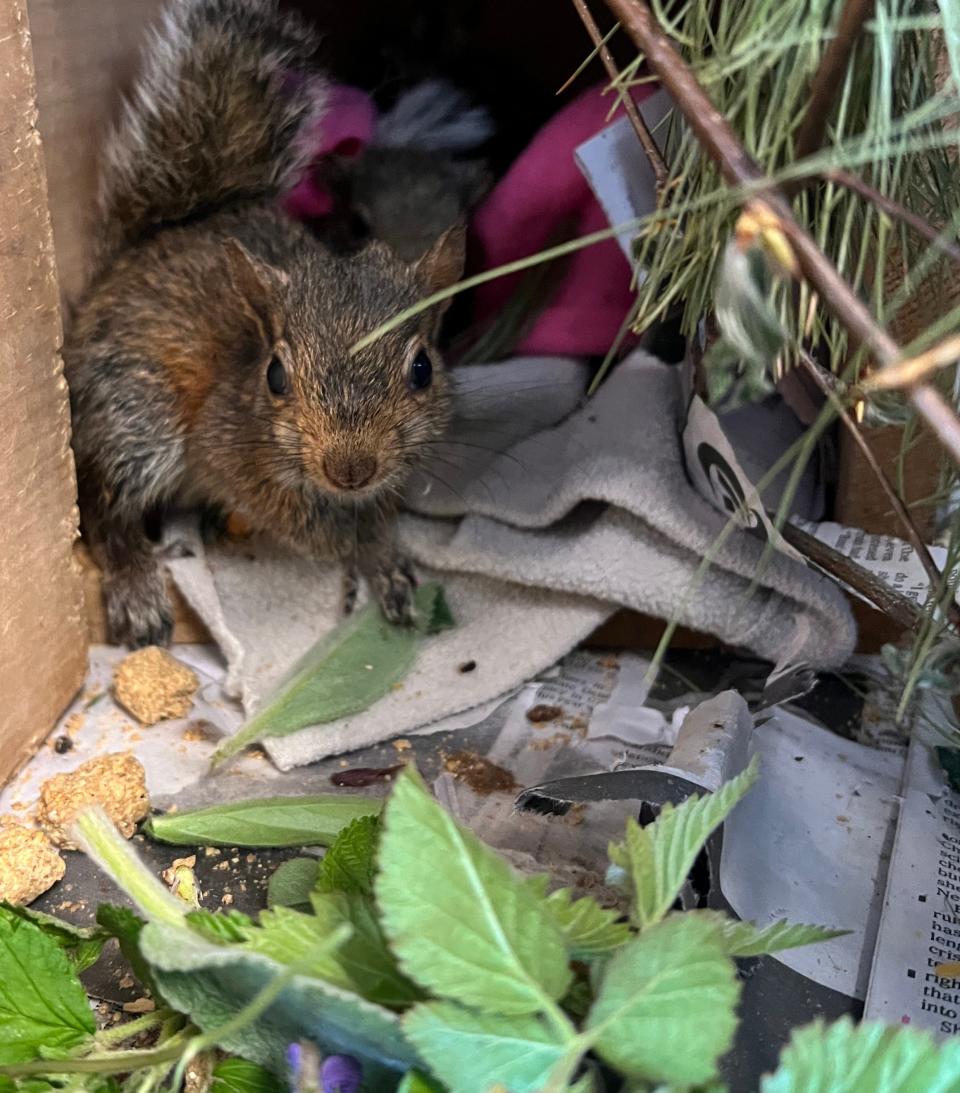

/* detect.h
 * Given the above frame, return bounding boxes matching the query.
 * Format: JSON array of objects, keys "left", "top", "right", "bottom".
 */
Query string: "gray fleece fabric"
[{"left": 168, "top": 351, "right": 856, "bottom": 769}]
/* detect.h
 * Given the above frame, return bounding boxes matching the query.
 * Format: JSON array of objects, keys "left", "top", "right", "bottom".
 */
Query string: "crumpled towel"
[{"left": 168, "top": 352, "right": 855, "bottom": 769}]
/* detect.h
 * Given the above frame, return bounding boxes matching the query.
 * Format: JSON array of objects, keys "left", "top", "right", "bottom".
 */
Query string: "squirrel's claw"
[
  {"left": 104, "top": 566, "right": 174, "bottom": 648},
  {"left": 370, "top": 557, "right": 418, "bottom": 628}
]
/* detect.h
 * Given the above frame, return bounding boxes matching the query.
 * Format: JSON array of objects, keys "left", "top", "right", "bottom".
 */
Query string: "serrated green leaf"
[
  {"left": 266, "top": 858, "right": 319, "bottom": 911},
  {"left": 143, "top": 795, "right": 381, "bottom": 848},
  {"left": 0, "top": 904, "right": 106, "bottom": 973},
  {"left": 610, "top": 756, "right": 759, "bottom": 928},
  {"left": 586, "top": 915, "right": 740, "bottom": 1085},
  {"left": 316, "top": 816, "right": 380, "bottom": 895},
  {"left": 138, "top": 921, "right": 420, "bottom": 1081},
  {"left": 762, "top": 1017, "right": 960, "bottom": 1092},
  {"left": 376, "top": 768, "right": 572, "bottom": 1014},
  {"left": 211, "top": 1058, "right": 285, "bottom": 1093},
  {"left": 238, "top": 903, "right": 352, "bottom": 989},
  {"left": 545, "top": 889, "right": 631, "bottom": 960},
  {"left": 317, "top": 892, "right": 423, "bottom": 1008},
  {"left": 187, "top": 909, "right": 255, "bottom": 944},
  {"left": 691, "top": 911, "right": 848, "bottom": 958},
  {"left": 212, "top": 584, "right": 455, "bottom": 765},
  {"left": 0, "top": 908, "right": 95, "bottom": 1064},
  {"left": 403, "top": 1001, "right": 569, "bottom": 1093}
]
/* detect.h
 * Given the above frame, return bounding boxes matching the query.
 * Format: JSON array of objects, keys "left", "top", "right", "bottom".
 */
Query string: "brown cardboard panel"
[
  {"left": 26, "top": 0, "right": 162, "bottom": 302},
  {"left": 0, "top": 0, "right": 87, "bottom": 786}
]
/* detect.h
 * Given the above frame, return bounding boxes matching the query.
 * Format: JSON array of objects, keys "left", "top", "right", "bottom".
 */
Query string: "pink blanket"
[{"left": 288, "top": 81, "right": 657, "bottom": 358}]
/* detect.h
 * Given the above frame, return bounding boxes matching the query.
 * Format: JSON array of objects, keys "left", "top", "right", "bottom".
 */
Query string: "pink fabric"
[
  {"left": 469, "top": 82, "right": 657, "bottom": 357},
  {"left": 283, "top": 84, "right": 376, "bottom": 220},
  {"left": 285, "top": 81, "right": 657, "bottom": 359}
]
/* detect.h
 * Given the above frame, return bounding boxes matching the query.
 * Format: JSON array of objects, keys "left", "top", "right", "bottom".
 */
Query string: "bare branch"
[
  {"left": 570, "top": 0, "right": 669, "bottom": 193},
  {"left": 794, "top": 0, "right": 875, "bottom": 163},
  {"left": 798, "top": 350, "right": 960, "bottom": 630},
  {"left": 603, "top": 0, "right": 960, "bottom": 467},
  {"left": 861, "top": 333, "right": 960, "bottom": 392}
]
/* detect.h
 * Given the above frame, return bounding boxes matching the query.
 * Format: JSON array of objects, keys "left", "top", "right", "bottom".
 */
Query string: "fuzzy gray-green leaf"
[
  {"left": 212, "top": 583, "right": 454, "bottom": 765},
  {"left": 143, "top": 794, "right": 381, "bottom": 848}
]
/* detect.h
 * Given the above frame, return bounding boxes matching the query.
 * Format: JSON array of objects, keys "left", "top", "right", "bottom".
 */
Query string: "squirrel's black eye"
[
  {"left": 408, "top": 349, "right": 433, "bottom": 391},
  {"left": 267, "top": 356, "right": 289, "bottom": 396}
]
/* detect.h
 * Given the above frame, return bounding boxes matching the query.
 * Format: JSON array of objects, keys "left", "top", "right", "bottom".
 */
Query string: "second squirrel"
[{"left": 64, "top": 0, "right": 465, "bottom": 647}]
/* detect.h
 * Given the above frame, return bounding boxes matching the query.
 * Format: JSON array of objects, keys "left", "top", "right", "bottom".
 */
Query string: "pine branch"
[
  {"left": 793, "top": 0, "right": 876, "bottom": 163},
  {"left": 571, "top": 0, "right": 669, "bottom": 194},
  {"left": 603, "top": 0, "right": 960, "bottom": 467},
  {"left": 861, "top": 333, "right": 960, "bottom": 392},
  {"left": 798, "top": 349, "right": 960, "bottom": 630}
]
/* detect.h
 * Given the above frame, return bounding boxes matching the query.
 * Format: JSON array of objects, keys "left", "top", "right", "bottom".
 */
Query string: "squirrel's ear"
[
  {"left": 413, "top": 220, "right": 467, "bottom": 295},
  {"left": 222, "top": 239, "right": 288, "bottom": 345}
]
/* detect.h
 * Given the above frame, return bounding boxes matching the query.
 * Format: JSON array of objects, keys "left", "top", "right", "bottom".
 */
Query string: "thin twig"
[
  {"left": 603, "top": 0, "right": 960, "bottom": 467},
  {"left": 823, "top": 168, "right": 960, "bottom": 266},
  {"left": 570, "top": 0, "right": 669, "bottom": 193},
  {"left": 793, "top": 0, "right": 875, "bottom": 163},
  {"left": 797, "top": 349, "right": 960, "bottom": 629},
  {"left": 860, "top": 333, "right": 960, "bottom": 392}
]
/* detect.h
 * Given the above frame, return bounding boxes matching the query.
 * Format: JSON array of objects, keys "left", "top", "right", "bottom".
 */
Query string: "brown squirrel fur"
[{"left": 64, "top": 0, "right": 465, "bottom": 647}]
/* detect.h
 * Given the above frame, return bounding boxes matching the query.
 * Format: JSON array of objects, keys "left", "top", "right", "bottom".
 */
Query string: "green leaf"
[
  {"left": 762, "top": 1017, "right": 960, "bottom": 1092},
  {"left": 544, "top": 889, "right": 631, "bottom": 960},
  {"left": 186, "top": 909, "right": 255, "bottom": 944},
  {"left": 238, "top": 903, "right": 353, "bottom": 989},
  {"left": 586, "top": 915, "right": 740, "bottom": 1086},
  {"left": 376, "top": 768, "right": 572, "bottom": 1014},
  {"left": 403, "top": 1001, "right": 569, "bottom": 1093},
  {"left": 0, "top": 904, "right": 106, "bottom": 973},
  {"left": 138, "top": 921, "right": 420, "bottom": 1080},
  {"left": 266, "top": 858, "right": 319, "bottom": 911},
  {"left": 212, "top": 583, "right": 455, "bottom": 766},
  {"left": 95, "top": 904, "right": 157, "bottom": 995},
  {"left": 317, "top": 891, "right": 423, "bottom": 1008},
  {"left": 316, "top": 816, "right": 380, "bottom": 895},
  {"left": 211, "top": 1058, "right": 285, "bottom": 1093},
  {"left": 609, "top": 756, "right": 759, "bottom": 928},
  {"left": 0, "top": 907, "right": 95, "bottom": 1064},
  {"left": 396, "top": 1072, "right": 444, "bottom": 1093},
  {"left": 142, "top": 795, "right": 381, "bottom": 848},
  {"left": 691, "top": 911, "right": 848, "bottom": 958}
]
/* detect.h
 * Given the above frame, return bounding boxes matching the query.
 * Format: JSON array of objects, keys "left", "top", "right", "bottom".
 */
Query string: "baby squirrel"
[{"left": 64, "top": 0, "right": 466, "bottom": 648}]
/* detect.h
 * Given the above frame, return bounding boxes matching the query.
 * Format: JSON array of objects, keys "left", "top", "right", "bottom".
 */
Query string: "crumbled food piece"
[
  {"left": 443, "top": 751, "right": 517, "bottom": 795},
  {"left": 63, "top": 713, "right": 85, "bottom": 736},
  {"left": 526, "top": 704, "right": 564, "bottom": 724},
  {"left": 599, "top": 655, "right": 619, "bottom": 670},
  {"left": 113, "top": 646, "right": 199, "bottom": 725},
  {"left": 0, "top": 824, "right": 65, "bottom": 905},
  {"left": 221, "top": 892, "right": 234, "bottom": 906},
  {"left": 569, "top": 716, "right": 589, "bottom": 737},
  {"left": 37, "top": 752, "right": 150, "bottom": 848},
  {"left": 392, "top": 738, "right": 412, "bottom": 752},
  {"left": 204, "top": 846, "right": 221, "bottom": 857},
  {"left": 529, "top": 733, "right": 571, "bottom": 751},
  {"left": 119, "top": 974, "right": 135, "bottom": 990},
  {"left": 182, "top": 720, "right": 218, "bottom": 743},
  {"left": 123, "top": 997, "right": 156, "bottom": 1014}
]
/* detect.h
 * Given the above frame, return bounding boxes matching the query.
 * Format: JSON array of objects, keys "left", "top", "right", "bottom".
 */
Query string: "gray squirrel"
[{"left": 64, "top": 0, "right": 474, "bottom": 647}]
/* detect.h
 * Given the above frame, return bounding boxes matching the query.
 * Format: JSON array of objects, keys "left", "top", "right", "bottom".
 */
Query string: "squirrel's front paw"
[
  {"left": 104, "top": 566, "right": 174, "bottom": 648},
  {"left": 370, "top": 557, "right": 419, "bottom": 627}
]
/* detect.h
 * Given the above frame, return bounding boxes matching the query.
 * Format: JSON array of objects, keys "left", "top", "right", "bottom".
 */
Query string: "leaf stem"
[
  {"left": 94, "top": 1009, "right": 169, "bottom": 1047},
  {"left": 0, "top": 1035, "right": 190, "bottom": 1078}
]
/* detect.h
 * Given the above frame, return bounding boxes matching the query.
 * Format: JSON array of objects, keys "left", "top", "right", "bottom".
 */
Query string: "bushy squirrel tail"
[{"left": 96, "top": 0, "right": 325, "bottom": 264}]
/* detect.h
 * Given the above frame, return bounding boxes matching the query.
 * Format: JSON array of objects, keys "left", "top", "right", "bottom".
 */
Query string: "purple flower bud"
[
  {"left": 286, "top": 1043, "right": 303, "bottom": 1076},
  {"left": 320, "top": 1055, "right": 362, "bottom": 1093}
]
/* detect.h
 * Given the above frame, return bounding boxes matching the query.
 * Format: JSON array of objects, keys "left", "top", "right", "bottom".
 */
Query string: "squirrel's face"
[{"left": 221, "top": 225, "right": 463, "bottom": 501}]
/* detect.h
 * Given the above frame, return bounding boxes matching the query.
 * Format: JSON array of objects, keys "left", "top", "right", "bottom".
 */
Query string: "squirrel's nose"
[{"left": 323, "top": 452, "right": 377, "bottom": 491}]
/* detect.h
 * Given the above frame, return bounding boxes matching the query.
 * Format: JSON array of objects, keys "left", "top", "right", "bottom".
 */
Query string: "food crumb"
[
  {"left": 599, "top": 655, "right": 619, "bottom": 670},
  {"left": 221, "top": 893, "right": 234, "bottom": 906},
  {"left": 443, "top": 751, "right": 517, "bottom": 795},
  {"left": 0, "top": 824, "right": 65, "bottom": 905},
  {"left": 123, "top": 998, "right": 156, "bottom": 1014},
  {"left": 204, "top": 846, "right": 221, "bottom": 857},
  {"left": 119, "top": 974, "right": 135, "bottom": 990},
  {"left": 63, "top": 713, "right": 85, "bottom": 736},
  {"left": 529, "top": 733, "right": 571, "bottom": 751},
  {"left": 526, "top": 704, "right": 564, "bottom": 725},
  {"left": 113, "top": 646, "right": 199, "bottom": 725},
  {"left": 37, "top": 752, "right": 150, "bottom": 849},
  {"left": 182, "top": 720, "right": 218, "bottom": 743},
  {"left": 392, "top": 738, "right": 412, "bottom": 752}
]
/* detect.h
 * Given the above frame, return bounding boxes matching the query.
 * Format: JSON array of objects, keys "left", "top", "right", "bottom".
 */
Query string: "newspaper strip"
[{"left": 864, "top": 712, "right": 960, "bottom": 1035}]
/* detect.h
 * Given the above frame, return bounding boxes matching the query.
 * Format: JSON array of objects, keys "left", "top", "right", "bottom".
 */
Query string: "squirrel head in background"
[{"left": 213, "top": 222, "right": 465, "bottom": 502}]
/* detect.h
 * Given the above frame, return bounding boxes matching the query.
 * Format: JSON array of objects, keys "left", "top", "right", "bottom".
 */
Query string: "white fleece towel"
[{"left": 168, "top": 351, "right": 856, "bottom": 769}]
